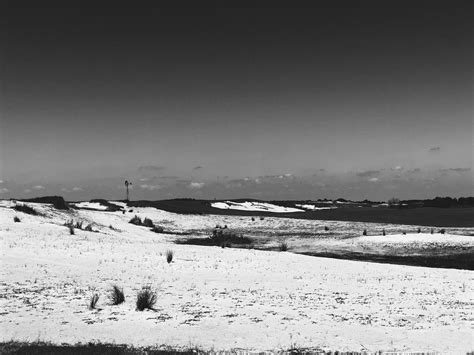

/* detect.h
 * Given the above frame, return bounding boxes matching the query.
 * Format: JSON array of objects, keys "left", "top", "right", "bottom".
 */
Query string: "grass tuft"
[
  {"left": 136, "top": 286, "right": 157, "bottom": 311},
  {"left": 109, "top": 285, "right": 125, "bottom": 305},
  {"left": 84, "top": 224, "right": 94, "bottom": 232},
  {"left": 89, "top": 293, "right": 99, "bottom": 310},
  {"left": 166, "top": 250, "right": 174, "bottom": 263}
]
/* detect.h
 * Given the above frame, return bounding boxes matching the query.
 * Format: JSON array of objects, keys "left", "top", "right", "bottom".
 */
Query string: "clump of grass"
[
  {"left": 363, "top": 229, "right": 367, "bottom": 236},
  {"left": 439, "top": 229, "right": 446, "bottom": 234},
  {"left": 260, "top": 217, "right": 264, "bottom": 220},
  {"left": 68, "top": 224, "right": 75, "bottom": 235},
  {"left": 324, "top": 226, "right": 329, "bottom": 231},
  {"left": 84, "top": 223, "right": 94, "bottom": 232},
  {"left": 13, "top": 216, "right": 21, "bottom": 222},
  {"left": 13, "top": 204, "right": 39, "bottom": 216},
  {"left": 136, "top": 286, "right": 157, "bottom": 311},
  {"left": 142, "top": 217, "right": 154, "bottom": 228},
  {"left": 402, "top": 231, "right": 406, "bottom": 235},
  {"left": 279, "top": 241, "right": 288, "bottom": 251},
  {"left": 89, "top": 293, "right": 99, "bottom": 310},
  {"left": 151, "top": 225, "right": 164, "bottom": 233},
  {"left": 417, "top": 227, "right": 421, "bottom": 233},
  {"left": 251, "top": 217, "right": 255, "bottom": 221},
  {"left": 382, "top": 229, "right": 386, "bottom": 236},
  {"left": 166, "top": 250, "right": 174, "bottom": 263},
  {"left": 430, "top": 228, "right": 434, "bottom": 234},
  {"left": 109, "top": 285, "right": 125, "bottom": 305},
  {"left": 74, "top": 221, "right": 83, "bottom": 229},
  {"left": 129, "top": 215, "right": 142, "bottom": 225}
]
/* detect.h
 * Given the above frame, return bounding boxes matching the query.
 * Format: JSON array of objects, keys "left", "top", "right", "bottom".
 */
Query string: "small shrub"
[
  {"left": 75, "top": 221, "right": 83, "bottom": 229},
  {"left": 363, "top": 229, "right": 367, "bottom": 236},
  {"left": 382, "top": 229, "right": 386, "bottom": 236},
  {"left": 402, "top": 232, "right": 406, "bottom": 235},
  {"left": 142, "top": 217, "right": 154, "bottom": 228},
  {"left": 279, "top": 241, "right": 288, "bottom": 251},
  {"left": 251, "top": 217, "right": 255, "bottom": 221},
  {"left": 260, "top": 217, "right": 264, "bottom": 220},
  {"left": 89, "top": 293, "right": 99, "bottom": 310},
  {"left": 68, "top": 225, "right": 75, "bottom": 235},
  {"left": 13, "top": 204, "right": 39, "bottom": 216},
  {"left": 430, "top": 228, "right": 434, "bottom": 234},
  {"left": 129, "top": 215, "right": 142, "bottom": 225},
  {"left": 166, "top": 250, "right": 174, "bottom": 263},
  {"left": 84, "top": 224, "right": 94, "bottom": 232},
  {"left": 151, "top": 225, "right": 164, "bottom": 233},
  {"left": 136, "top": 286, "right": 157, "bottom": 311},
  {"left": 13, "top": 216, "right": 21, "bottom": 222},
  {"left": 324, "top": 226, "right": 329, "bottom": 231},
  {"left": 439, "top": 229, "right": 446, "bottom": 234},
  {"left": 109, "top": 285, "right": 125, "bottom": 305},
  {"left": 417, "top": 227, "right": 421, "bottom": 233}
]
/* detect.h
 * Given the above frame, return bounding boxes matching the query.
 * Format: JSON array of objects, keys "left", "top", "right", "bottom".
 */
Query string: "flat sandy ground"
[{"left": 1, "top": 201, "right": 473, "bottom": 353}]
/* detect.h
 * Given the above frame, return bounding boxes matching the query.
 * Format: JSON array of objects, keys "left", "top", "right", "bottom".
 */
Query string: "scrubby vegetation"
[
  {"left": 13, "top": 204, "right": 40, "bottom": 216},
  {"left": 13, "top": 216, "right": 21, "bottom": 222},
  {"left": 21, "top": 196, "right": 69, "bottom": 210},
  {"left": 279, "top": 241, "right": 288, "bottom": 251},
  {"left": 151, "top": 225, "right": 164, "bottom": 233},
  {"left": 136, "top": 286, "right": 157, "bottom": 311},
  {"left": 176, "top": 227, "right": 252, "bottom": 247},
  {"left": 109, "top": 285, "right": 125, "bottom": 305}
]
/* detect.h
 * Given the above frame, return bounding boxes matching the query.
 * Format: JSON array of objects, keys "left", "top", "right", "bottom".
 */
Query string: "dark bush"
[
  {"left": 21, "top": 196, "right": 69, "bottom": 210},
  {"left": 13, "top": 216, "right": 21, "bottom": 222},
  {"left": 129, "top": 215, "right": 142, "bottom": 225},
  {"left": 75, "top": 221, "right": 84, "bottom": 229},
  {"left": 363, "top": 229, "right": 367, "bottom": 236},
  {"left": 439, "top": 229, "right": 446, "bottom": 234},
  {"left": 279, "top": 241, "right": 288, "bottom": 251},
  {"left": 142, "top": 218, "right": 154, "bottom": 228},
  {"left": 324, "top": 226, "right": 329, "bottom": 231},
  {"left": 177, "top": 228, "right": 252, "bottom": 247},
  {"left": 109, "top": 285, "right": 125, "bottom": 305},
  {"left": 151, "top": 225, "right": 164, "bottom": 233},
  {"left": 84, "top": 224, "right": 94, "bottom": 232},
  {"left": 417, "top": 227, "right": 421, "bottom": 233},
  {"left": 13, "top": 204, "right": 39, "bottom": 216},
  {"left": 136, "top": 286, "right": 157, "bottom": 311}
]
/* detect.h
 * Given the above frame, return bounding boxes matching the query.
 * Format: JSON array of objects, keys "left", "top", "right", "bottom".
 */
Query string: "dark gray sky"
[{"left": 1, "top": 1, "right": 472, "bottom": 200}]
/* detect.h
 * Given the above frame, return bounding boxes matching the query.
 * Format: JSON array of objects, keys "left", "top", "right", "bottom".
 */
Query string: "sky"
[{"left": 0, "top": 1, "right": 472, "bottom": 201}]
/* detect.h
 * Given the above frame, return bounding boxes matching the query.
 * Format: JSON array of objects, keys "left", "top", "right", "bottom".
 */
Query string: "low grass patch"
[
  {"left": 279, "top": 241, "right": 289, "bottom": 251},
  {"left": 0, "top": 341, "right": 202, "bottom": 354}
]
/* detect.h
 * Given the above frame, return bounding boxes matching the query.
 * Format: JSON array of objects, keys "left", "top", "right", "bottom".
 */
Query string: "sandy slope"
[{"left": 0, "top": 201, "right": 473, "bottom": 353}]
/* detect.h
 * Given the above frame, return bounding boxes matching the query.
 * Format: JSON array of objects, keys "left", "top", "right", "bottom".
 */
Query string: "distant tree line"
[{"left": 390, "top": 197, "right": 474, "bottom": 209}]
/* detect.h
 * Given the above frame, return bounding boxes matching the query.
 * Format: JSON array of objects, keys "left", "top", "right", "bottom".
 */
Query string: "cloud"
[
  {"left": 193, "top": 166, "right": 203, "bottom": 170},
  {"left": 440, "top": 167, "right": 471, "bottom": 173},
  {"left": 0, "top": 187, "right": 9, "bottom": 194},
  {"left": 188, "top": 182, "right": 205, "bottom": 189},
  {"left": 429, "top": 146, "right": 441, "bottom": 152},
  {"left": 138, "top": 165, "right": 165, "bottom": 172},
  {"left": 368, "top": 177, "right": 379, "bottom": 182},
  {"left": 72, "top": 186, "right": 83, "bottom": 191},
  {"left": 140, "top": 184, "right": 161, "bottom": 191},
  {"left": 33, "top": 185, "right": 45, "bottom": 190},
  {"left": 356, "top": 170, "right": 381, "bottom": 178}
]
